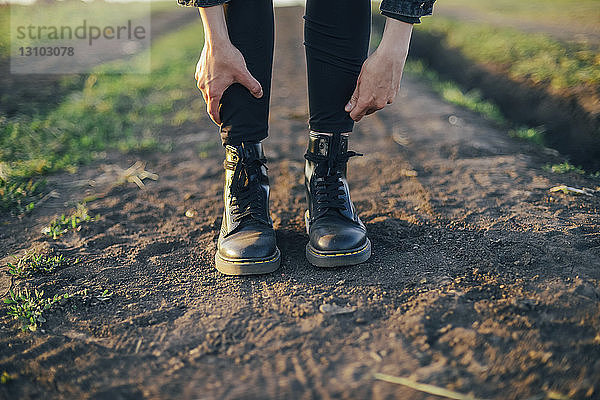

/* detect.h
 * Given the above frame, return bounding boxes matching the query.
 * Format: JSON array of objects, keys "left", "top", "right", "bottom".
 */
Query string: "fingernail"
[{"left": 345, "top": 102, "right": 352, "bottom": 111}]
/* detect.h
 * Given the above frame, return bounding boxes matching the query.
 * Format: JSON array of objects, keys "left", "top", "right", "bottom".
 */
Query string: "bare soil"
[{"left": 1, "top": 7, "right": 599, "bottom": 400}]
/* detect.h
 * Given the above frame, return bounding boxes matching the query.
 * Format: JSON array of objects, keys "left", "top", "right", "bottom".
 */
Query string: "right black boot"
[
  {"left": 304, "top": 132, "right": 371, "bottom": 267},
  {"left": 215, "top": 142, "right": 280, "bottom": 275}
]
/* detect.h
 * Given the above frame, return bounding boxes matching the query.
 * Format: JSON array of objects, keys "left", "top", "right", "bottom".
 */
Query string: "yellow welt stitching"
[
  {"left": 307, "top": 243, "right": 369, "bottom": 257},
  {"left": 218, "top": 252, "right": 280, "bottom": 264}
]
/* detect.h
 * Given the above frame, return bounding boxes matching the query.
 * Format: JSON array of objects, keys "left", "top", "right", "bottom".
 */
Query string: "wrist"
[
  {"left": 200, "top": 5, "right": 231, "bottom": 47},
  {"left": 378, "top": 17, "right": 412, "bottom": 56}
]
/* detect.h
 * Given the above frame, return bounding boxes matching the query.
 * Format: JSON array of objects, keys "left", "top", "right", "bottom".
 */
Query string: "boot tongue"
[
  {"left": 241, "top": 142, "right": 262, "bottom": 161},
  {"left": 307, "top": 133, "right": 349, "bottom": 175}
]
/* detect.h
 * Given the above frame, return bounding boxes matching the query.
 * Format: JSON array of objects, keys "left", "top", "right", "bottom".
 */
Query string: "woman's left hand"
[{"left": 345, "top": 18, "right": 413, "bottom": 122}]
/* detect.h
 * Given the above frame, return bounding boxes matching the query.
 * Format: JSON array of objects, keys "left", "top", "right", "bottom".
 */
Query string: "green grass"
[
  {"left": 508, "top": 127, "right": 545, "bottom": 146},
  {"left": 405, "top": 60, "right": 505, "bottom": 124},
  {"left": 0, "top": 22, "right": 206, "bottom": 214},
  {"left": 416, "top": 16, "right": 599, "bottom": 97},
  {"left": 404, "top": 60, "right": 551, "bottom": 148},
  {"left": 433, "top": 0, "right": 600, "bottom": 32},
  {"left": 0, "top": 5, "right": 8, "bottom": 58},
  {"left": 6, "top": 252, "right": 68, "bottom": 279},
  {"left": 0, "top": 176, "right": 45, "bottom": 215},
  {"left": 1, "top": 22, "right": 204, "bottom": 179}
]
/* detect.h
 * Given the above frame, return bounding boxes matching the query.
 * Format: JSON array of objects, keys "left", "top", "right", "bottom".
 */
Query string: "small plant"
[
  {"left": 0, "top": 371, "right": 16, "bottom": 384},
  {"left": 543, "top": 162, "right": 585, "bottom": 175},
  {"left": 42, "top": 203, "right": 94, "bottom": 239},
  {"left": 197, "top": 141, "right": 219, "bottom": 160},
  {"left": 0, "top": 176, "right": 44, "bottom": 215},
  {"left": 509, "top": 127, "right": 545, "bottom": 145},
  {"left": 95, "top": 289, "right": 113, "bottom": 301},
  {"left": 3, "top": 287, "right": 71, "bottom": 332},
  {"left": 6, "top": 252, "right": 68, "bottom": 279}
]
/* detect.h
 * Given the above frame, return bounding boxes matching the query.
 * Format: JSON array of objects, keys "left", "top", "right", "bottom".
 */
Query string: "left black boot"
[{"left": 304, "top": 132, "right": 371, "bottom": 267}]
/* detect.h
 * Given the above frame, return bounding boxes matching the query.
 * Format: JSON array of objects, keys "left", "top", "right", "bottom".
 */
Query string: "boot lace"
[
  {"left": 224, "top": 155, "right": 268, "bottom": 223},
  {"left": 304, "top": 137, "right": 362, "bottom": 219}
]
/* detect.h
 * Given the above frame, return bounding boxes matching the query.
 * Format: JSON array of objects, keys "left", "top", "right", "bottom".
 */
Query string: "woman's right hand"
[{"left": 195, "top": 42, "right": 263, "bottom": 125}]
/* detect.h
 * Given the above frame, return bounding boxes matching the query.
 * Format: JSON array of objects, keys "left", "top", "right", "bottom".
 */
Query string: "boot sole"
[
  {"left": 305, "top": 239, "right": 371, "bottom": 268},
  {"left": 215, "top": 248, "right": 281, "bottom": 276},
  {"left": 304, "top": 210, "right": 371, "bottom": 267}
]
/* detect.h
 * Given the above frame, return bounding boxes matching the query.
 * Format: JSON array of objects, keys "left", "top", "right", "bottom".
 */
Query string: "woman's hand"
[
  {"left": 195, "top": 42, "right": 263, "bottom": 125},
  {"left": 196, "top": 5, "right": 263, "bottom": 125},
  {"left": 345, "top": 18, "right": 413, "bottom": 122}
]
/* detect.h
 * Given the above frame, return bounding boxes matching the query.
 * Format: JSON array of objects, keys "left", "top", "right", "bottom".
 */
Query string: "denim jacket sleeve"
[
  {"left": 380, "top": 0, "right": 435, "bottom": 19},
  {"left": 176, "top": 0, "right": 435, "bottom": 22},
  {"left": 177, "top": 0, "right": 227, "bottom": 7}
]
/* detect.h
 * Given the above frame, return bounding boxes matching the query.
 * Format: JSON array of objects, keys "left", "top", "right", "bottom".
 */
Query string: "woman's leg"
[
  {"left": 303, "top": 1, "right": 373, "bottom": 267},
  {"left": 304, "top": 0, "right": 371, "bottom": 133},
  {"left": 220, "top": 0, "right": 274, "bottom": 145}
]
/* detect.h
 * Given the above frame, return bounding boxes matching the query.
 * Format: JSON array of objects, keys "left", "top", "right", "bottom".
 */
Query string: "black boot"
[
  {"left": 215, "top": 142, "right": 280, "bottom": 275},
  {"left": 304, "top": 132, "right": 371, "bottom": 267}
]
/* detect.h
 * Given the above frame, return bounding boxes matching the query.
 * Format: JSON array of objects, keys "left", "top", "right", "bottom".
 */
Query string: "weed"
[
  {"left": 0, "top": 176, "right": 45, "bottom": 215},
  {"left": 544, "top": 162, "right": 585, "bottom": 175},
  {"left": 6, "top": 252, "right": 69, "bottom": 279},
  {"left": 4, "top": 287, "right": 71, "bottom": 332},
  {"left": 0, "top": 371, "right": 16, "bottom": 384},
  {"left": 42, "top": 204, "right": 95, "bottom": 239},
  {"left": 197, "top": 141, "right": 220, "bottom": 160},
  {"left": 509, "top": 127, "right": 545, "bottom": 145},
  {"left": 95, "top": 289, "right": 113, "bottom": 302}
]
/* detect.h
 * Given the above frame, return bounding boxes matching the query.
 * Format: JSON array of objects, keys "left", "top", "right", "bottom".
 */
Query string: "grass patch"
[
  {"left": 42, "top": 203, "right": 95, "bottom": 239},
  {"left": 0, "top": 21, "right": 206, "bottom": 214},
  {"left": 508, "top": 127, "right": 545, "bottom": 146},
  {"left": 0, "top": 176, "right": 45, "bottom": 216},
  {"left": 433, "top": 0, "right": 600, "bottom": 33},
  {"left": 1, "top": 22, "right": 204, "bottom": 179},
  {"left": 404, "top": 60, "right": 551, "bottom": 147},
  {"left": 6, "top": 252, "right": 68, "bottom": 279},
  {"left": 405, "top": 60, "right": 505, "bottom": 124},
  {"left": 4, "top": 287, "right": 71, "bottom": 332},
  {"left": 544, "top": 162, "right": 586, "bottom": 175},
  {"left": 416, "top": 16, "right": 599, "bottom": 98}
]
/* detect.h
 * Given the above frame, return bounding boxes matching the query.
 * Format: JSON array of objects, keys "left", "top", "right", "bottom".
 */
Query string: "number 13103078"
[{"left": 19, "top": 46, "right": 75, "bottom": 56}]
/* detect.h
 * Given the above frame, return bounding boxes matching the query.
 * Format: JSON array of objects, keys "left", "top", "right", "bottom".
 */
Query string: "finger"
[
  {"left": 207, "top": 94, "right": 222, "bottom": 125},
  {"left": 196, "top": 78, "right": 204, "bottom": 92},
  {"left": 350, "top": 100, "right": 370, "bottom": 122},
  {"left": 345, "top": 86, "right": 360, "bottom": 112},
  {"left": 235, "top": 67, "right": 263, "bottom": 98}
]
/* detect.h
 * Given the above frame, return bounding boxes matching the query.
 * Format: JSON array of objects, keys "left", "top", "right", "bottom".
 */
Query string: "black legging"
[{"left": 219, "top": 0, "right": 371, "bottom": 145}]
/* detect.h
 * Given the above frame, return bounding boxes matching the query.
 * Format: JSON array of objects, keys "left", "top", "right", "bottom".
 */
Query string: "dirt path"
[{"left": 1, "top": 7, "right": 599, "bottom": 399}]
